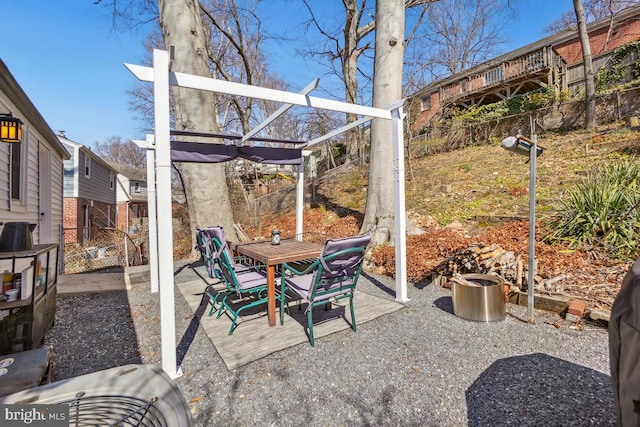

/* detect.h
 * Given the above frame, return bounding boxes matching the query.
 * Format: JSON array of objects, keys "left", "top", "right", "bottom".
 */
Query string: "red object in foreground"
[{"left": 567, "top": 299, "right": 587, "bottom": 318}]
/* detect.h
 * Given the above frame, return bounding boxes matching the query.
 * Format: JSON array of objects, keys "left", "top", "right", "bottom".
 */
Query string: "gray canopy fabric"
[{"left": 170, "top": 141, "right": 303, "bottom": 165}]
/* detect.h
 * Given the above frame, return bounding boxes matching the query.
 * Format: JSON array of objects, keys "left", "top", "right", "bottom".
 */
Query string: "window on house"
[
  {"left": 110, "top": 172, "right": 114, "bottom": 190},
  {"left": 420, "top": 96, "right": 432, "bottom": 111},
  {"left": 10, "top": 130, "right": 26, "bottom": 208},
  {"left": 134, "top": 182, "right": 141, "bottom": 193},
  {"left": 84, "top": 155, "right": 91, "bottom": 178},
  {"left": 10, "top": 141, "right": 21, "bottom": 200},
  {"left": 82, "top": 204, "right": 90, "bottom": 227}
]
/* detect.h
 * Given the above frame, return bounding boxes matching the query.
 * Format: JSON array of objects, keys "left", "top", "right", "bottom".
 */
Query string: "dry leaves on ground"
[{"left": 257, "top": 211, "right": 628, "bottom": 311}]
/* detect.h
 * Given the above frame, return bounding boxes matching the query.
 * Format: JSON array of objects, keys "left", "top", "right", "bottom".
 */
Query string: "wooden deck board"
[{"left": 177, "top": 278, "right": 404, "bottom": 370}]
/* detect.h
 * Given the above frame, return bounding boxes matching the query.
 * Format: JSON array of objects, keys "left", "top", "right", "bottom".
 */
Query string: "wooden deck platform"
[{"left": 177, "top": 278, "right": 405, "bottom": 370}]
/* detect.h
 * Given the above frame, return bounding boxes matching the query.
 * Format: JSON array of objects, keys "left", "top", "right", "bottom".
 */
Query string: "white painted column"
[
  {"left": 392, "top": 107, "right": 409, "bottom": 302},
  {"left": 296, "top": 150, "right": 311, "bottom": 240},
  {"left": 145, "top": 134, "right": 159, "bottom": 293},
  {"left": 153, "top": 49, "right": 180, "bottom": 378}
]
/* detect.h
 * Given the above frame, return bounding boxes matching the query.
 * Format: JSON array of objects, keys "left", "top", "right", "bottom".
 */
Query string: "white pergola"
[{"left": 126, "top": 48, "right": 409, "bottom": 378}]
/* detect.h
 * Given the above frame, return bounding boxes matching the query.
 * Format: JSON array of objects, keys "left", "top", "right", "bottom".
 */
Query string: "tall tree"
[
  {"left": 201, "top": 0, "right": 270, "bottom": 134},
  {"left": 393, "top": 0, "right": 517, "bottom": 98},
  {"left": 362, "top": 0, "right": 405, "bottom": 246},
  {"left": 301, "top": 1, "right": 431, "bottom": 163},
  {"left": 301, "top": 0, "right": 376, "bottom": 162},
  {"left": 158, "top": 0, "right": 239, "bottom": 247},
  {"left": 545, "top": 0, "right": 639, "bottom": 131},
  {"left": 108, "top": 0, "right": 321, "bottom": 252},
  {"left": 544, "top": 0, "right": 639, "bottom": 33},
  {"left": 419, "top": 0, "right": 512, "bottom": 79},
  {"left": 574, "top": 0, "right": 598, "bottom": 130},
  {"left": 95, "top": 136, "right": 146, "bottom": 169}
]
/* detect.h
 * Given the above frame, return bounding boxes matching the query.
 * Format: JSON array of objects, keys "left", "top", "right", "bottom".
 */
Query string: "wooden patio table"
[{"left": 232, "top": 239, "right": 323, "bottom": 327}]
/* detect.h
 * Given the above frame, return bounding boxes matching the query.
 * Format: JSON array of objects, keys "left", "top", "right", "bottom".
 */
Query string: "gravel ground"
[{"left": 45, "top": 262, "right": 617, "bottom": 426}]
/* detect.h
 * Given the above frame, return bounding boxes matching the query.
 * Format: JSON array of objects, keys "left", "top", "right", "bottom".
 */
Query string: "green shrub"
[
  {"left": 595, "top": 40, "right": 640, "bottom": 94},
  {"left": 331, "top": 143, "right": 347, "bottom": 160},
  {"left": 547, "top": 159, "right": 640, "bottom": 259},
  {"left": 446, "top": 87, "right": 556, "bottom": 125}
]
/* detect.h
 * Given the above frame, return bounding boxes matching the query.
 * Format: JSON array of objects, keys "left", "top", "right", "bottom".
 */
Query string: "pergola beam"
[
  {"left": 241, "top": 78, "right": 320, "bottom": 144},
  {"left": 125, "top": 63, "right": 393, "bottom": 120},
  {"left": 307, "top": 115, "right": 372, "bottom": 147}
]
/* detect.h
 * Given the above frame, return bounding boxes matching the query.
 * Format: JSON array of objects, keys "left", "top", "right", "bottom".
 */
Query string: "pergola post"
[
  {"left": 133, "top": 135, "right": 160, "bottom": 294},
  {"left": 153, "top": 49, "right": 180, "bottom": 379},
  {"left": 392, "top": 106, "right": 409, "bottom": 302},
  {"left": 295, "top": 150, "right": 311, "bottom": 240},
  {"left": 145, "top": 134, "right": 159, "bottom": 293}
]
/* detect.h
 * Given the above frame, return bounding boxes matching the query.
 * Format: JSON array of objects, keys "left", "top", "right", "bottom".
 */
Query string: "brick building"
[
  {"left": 108, "top": 162, "right": 148, "bottom": 233},
  {"left": 60, "top": 135, "right": 117, "bottom": 244},
  {"left": 412, "top": 5, "right": 640, "bottom": 132}
]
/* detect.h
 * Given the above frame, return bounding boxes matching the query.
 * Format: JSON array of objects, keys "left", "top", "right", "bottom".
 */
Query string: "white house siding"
[
  {"left": 0, "top": 129, "right": 40, "bottom": 225},
  {"left": 25, "top": 129, "right": 40, "bottom": 225},
  {"left": 0, "top": 127, "right": 66, "bottom": 246},
  {"left": 0, "top": 58, "right": 69, "bottom": 248},
  {"left": 0, "top": 143, "right": 8, "bottom": 211},
  {"left": 48, "top": 153, "right": 64, "bottom": 245},
  {"left": 129, "top": 180, "right": 147, "bottom": 201},
  {"left": 116, "top": 175, "right": 131, "bottom": 201},
  {"left": 61, "top": 142, "right": 77, "bottom": 198}
]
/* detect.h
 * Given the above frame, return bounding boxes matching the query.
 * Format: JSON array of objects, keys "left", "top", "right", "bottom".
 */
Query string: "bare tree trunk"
[
  {"left": 574, "top": 0, "right": 597, "bottom": 130},
  {"left": 302, "top": 0, "right": 375, "bottom": 163},
  {"left": 158, "top": 0, "right": 238, "bottom": 258},
  {"left": 343, "top": 2, "right": 365, "bottom": 162},
  {"left": 361, "top": 0, "right": 405, "bottom": 246}
]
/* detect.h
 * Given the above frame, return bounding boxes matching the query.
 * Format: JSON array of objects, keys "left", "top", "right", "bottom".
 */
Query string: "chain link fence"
[{"left": 62, "top": 227, "right": 148, "bottom": 274}]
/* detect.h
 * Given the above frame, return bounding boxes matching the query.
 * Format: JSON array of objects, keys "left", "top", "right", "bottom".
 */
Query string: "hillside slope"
[{"left": 259, "top": 123, "right": 640, "bottom": 311}]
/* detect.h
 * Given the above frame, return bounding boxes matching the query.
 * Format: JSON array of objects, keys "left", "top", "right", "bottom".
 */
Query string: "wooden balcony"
[{"left": 440, "top": 47, "right": 561, "bottom": 106}]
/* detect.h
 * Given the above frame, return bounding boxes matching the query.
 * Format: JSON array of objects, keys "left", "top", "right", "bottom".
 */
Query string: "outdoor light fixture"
[
  {"left": 500, "top": 134, "right": 544, "bottom": 158},
  {"left": 0, "top": 113, "right": 23, "bottom": 143},
  {"left": 501, "top": 129, "right": 544, "bottom": 324}
]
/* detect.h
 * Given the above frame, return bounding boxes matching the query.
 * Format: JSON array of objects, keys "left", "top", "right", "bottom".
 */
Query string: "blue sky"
[{"left": 0, "top": 1, "right": 569, "bottom": 148}]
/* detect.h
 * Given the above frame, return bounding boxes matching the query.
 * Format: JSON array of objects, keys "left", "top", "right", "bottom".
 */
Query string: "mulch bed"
[{"left": 257, "top": 212, "right": 629, "bottom": 311}]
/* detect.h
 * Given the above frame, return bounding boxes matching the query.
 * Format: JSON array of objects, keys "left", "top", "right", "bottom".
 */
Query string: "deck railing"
[{"left": 440, "top": 47, "right": 552, "bottom": 104}]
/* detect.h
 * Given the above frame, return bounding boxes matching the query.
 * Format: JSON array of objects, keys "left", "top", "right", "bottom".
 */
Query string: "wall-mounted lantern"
[
  {"left": 0, "top": 113, "right": 23, "bottom": 143},
  {"left": 501, "top": 131, "right": 544, "bottom": 324}
]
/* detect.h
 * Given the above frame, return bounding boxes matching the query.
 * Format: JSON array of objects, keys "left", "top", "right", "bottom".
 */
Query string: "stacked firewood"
[{"left": 435, "top": 243, "right": 524, "bottom": 287}]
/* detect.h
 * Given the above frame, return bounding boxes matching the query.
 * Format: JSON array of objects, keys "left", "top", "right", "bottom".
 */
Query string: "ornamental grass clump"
[{"left": 548, "top": 159, "right": 640, "bottom": 260}]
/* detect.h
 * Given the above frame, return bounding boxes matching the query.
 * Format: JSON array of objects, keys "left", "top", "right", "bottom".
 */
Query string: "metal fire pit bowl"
[{"left": 451, "top": 274, "right": 506, "bottom": 322}]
